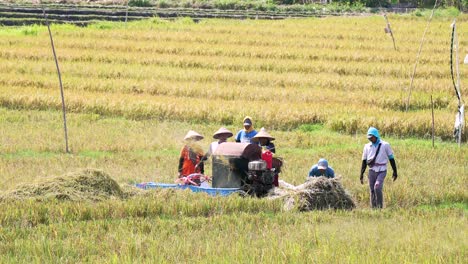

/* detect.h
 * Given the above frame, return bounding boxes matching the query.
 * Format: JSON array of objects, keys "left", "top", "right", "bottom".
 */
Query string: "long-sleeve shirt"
[
  {"left": 178, "top": 145, "right": 204, "bottom": 176},
  {"left": 308, "top": 165, "right": 335, "bottom": 178},
  {"left": 362, "top": 140, "right": 394, "bottom": 172},
  {"left": 260, "top": 142, "right": 275, "bottom": 153}
]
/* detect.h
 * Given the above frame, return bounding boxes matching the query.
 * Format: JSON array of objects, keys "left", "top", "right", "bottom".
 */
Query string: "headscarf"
[
  {"left": 243, "top": 116, "right": 255, "bottom": 133},
  {"left": 367, "top": 127, "right": 381, "bottom": 146},
  {"left": 367, "top": 127, "right": 380, "bottom": 139}
]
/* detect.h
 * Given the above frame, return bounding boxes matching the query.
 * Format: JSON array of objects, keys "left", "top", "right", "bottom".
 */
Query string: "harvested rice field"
[{"left": 0, "top": 12, "right": 466, "bottom": 263}]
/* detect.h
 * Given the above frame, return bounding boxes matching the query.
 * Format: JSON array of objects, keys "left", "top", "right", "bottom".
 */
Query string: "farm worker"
[
  {"left": 360, "top": 127, "right": 398, "bottom": 209},
  {"left": 204, "top": 127, "right": 233, "bottom": 160},
  {"left": 252, "top": 127, "right": 279, "bottom": 187},
  {"left": 235, "top": 116, "right": 257, "bottom": 143},
  {"left": 251, "top": 127, "right": 276, "bottom": 153},
  {"left": 178, "top": 130, "right": 205, "bottom": 177},
  {"left": 308, "top": 158, "right": 335, "bottom": 178}
]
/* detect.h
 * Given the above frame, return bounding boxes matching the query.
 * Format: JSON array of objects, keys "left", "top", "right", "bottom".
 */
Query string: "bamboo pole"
[
  {"left": 383, "top": 13, "right": 397, "bottom": 51},
  {"left": 42, "top": 6, "right": 70, "bottom": 153},
  {"left": 455, "top": 28, "right": 462, "bottom": 148},
  {"left": 405, "top": 0, "right": 438, "bottom": 112},
  {"left": 431, "top": 95, "right": 435, "bottom": 148}
]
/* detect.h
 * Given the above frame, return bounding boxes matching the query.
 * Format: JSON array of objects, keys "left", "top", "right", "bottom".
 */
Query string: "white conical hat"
[
  {"left": 184, "top": 130, "right": 204, "bottom": 141},
  {"left": 213, "top": 127, "right": 233, "bottom": 139},
  {"left": 252, "top": 127, "right": 275, "bottom": 142}
]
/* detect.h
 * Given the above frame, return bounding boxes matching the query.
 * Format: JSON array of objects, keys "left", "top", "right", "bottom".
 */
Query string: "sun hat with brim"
[
  {"left": 213, "top": 127, "right": 233, "bottom": 139},
  {"left": 317, "top": 158, "right": 329, "bottom": 170},
  {"left": 184, "top": 130, "right": 204, "bottom": 141},
  {"left": 243, "top": 119, "right": 252, "bottom": 126},
  {"left": 252, "top": 127, "right": 275, "bottom": 142}
]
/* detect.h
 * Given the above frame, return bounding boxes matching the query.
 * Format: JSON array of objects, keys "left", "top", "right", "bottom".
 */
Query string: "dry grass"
[
  {"left": 0, "top": 16, "right": 466, "bottom": 263},
  {"left": 0, "top": 168, "right": 143, "bottom": 201},
  {"left": 0, "top": 16, "right": 466, "bottom": 138},
  {"left": 270, "top": 177, "right": 355, "bottom": 211}
]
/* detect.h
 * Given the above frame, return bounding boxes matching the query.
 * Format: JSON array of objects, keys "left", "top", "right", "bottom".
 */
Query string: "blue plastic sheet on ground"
[{"left": 135, "top": 182, "right": 239, "bottom": 196}]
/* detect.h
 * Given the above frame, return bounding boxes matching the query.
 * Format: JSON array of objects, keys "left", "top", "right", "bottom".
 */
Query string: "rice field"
[
  {"left": 0, "top": 14, "right": 467, "bottom": 263},
  {"left": 0, "top": 16, "right": 467, "bottom": 137}
]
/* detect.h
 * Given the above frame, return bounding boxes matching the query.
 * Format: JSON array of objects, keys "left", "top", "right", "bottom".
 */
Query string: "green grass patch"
[
  {"left": 417, "top": 202, "right": 468, "bottom": 211},
  {"left": 297, "top": 123, "right": 324, "bottom": 133}
]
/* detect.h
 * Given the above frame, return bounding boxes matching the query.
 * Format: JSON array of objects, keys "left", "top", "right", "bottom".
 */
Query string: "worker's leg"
[
  {"left": 273, "top": 173, "right": 279, "bottom": 187},
  {"left": 368, "top": 170, "right": 378, "bottom": 208},
  {"left": 374, "top": 171, "right": 387, "bottom": 208}
]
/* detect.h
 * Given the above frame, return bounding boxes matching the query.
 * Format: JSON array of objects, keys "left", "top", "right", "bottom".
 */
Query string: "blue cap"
[
  {"left": 317, "top": 158, "right": 328, "bottom": 170},
  {"left": 367, "top": 127, "right": 380, "bottom": 139}
]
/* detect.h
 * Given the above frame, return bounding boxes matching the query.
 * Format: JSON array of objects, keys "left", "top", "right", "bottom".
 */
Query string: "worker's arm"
[
  {"left": 389, "top": 158, "right": 397, "bottom": 181},
  {"left": 178, "top": 157, "right": 184, "bottom": 177},
  {"left": 360, "top": 160, "right": 367, "bottom": 184},
  {"left": 235, "top": 131, "right": 241, "bottom": 143},
  {"left": 387, "top": 144, "right": 397, "bottom": 181},
  {"left": 199, "top": 161, "right": 204, "bottom": 174},
  {"left": 308, "top": 166, "right": 318, "bottom": 178}
]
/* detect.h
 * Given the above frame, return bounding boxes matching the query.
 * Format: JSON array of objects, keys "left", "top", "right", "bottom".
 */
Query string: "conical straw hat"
[
  {"left": 184, "top": 130, "right": 204, "bottom": 141},
  {"left": 252, "top": 127, "right": 274, "bottom": 142},
  {"left": 213, "top": 127, "right": 233, "bottom": 139}
]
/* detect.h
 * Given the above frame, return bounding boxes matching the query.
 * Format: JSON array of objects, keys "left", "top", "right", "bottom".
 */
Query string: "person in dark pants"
[{"left": 360, "top": 127, "right": 398, "bottom": 209}]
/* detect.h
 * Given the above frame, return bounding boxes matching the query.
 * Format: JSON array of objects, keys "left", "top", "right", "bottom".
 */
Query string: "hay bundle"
[
  {"left": 271, "top": 177, "right": 355, "bottom": 211},
  {"left": 0, "top": 169, "right": 133, "bottom": 202}
]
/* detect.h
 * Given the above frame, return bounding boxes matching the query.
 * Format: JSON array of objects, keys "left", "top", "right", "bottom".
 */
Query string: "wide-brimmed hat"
[
  {"left": 213, "top": 127, "right": 233, "bottom": 139},
  {"left": 184, "top": 130, "right": 204, "bottom": 141},
  {"left": 252, "top": 127, "right": 275, "bottom": 142}
]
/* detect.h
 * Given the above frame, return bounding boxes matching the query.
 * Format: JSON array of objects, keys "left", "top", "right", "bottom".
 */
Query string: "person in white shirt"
[
  {"left": 360, "top": 127, "right": 398, "bottom": 209},
  {"left": 204, "top": 127, "right": 233, "bottom": 160}
]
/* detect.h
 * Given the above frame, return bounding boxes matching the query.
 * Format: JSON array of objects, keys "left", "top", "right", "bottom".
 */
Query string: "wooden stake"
[
  {"left": 431, "top": 95, "right": 435, "bottom": 148},
  {"left": 42, "top": 7, "right": 70, "bottom": 153},
  {"left": 405, "top": 0, "right": 439, "bottom": 112},
  {"left": 383, "top": 13, "right": 397, "bottom": 51}
]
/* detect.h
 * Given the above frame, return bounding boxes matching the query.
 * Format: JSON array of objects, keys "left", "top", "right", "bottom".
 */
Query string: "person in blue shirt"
[
  {"left": 235, "top": 116, "right": 257, "bottom": 143},
  {"left": 308, "top": 158, "right": 335, "bottom": 178}
]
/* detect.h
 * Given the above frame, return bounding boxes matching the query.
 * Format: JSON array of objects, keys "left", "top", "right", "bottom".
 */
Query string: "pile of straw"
[
  {"left": 270, "top": 177, "right": 355, "bottom": 211},
  {"left": 0, "top": 169, "right": 142, "bottom": 202}
]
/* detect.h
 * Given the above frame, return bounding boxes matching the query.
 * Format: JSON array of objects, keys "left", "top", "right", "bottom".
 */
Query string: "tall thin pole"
[
  {"left": 383, "top": 13, "right": 397, "bottom": 51},
  {"left": 455, "top": 27, "right": 462, "bottom": 148},
  {"left": 405, "top": 0, "right": 438, "bottom": 111},
  {"left": 431, "top": 95, "right": 435, "bottom": 148},
  {"left": 458, "top": 106, "right": 464, "bottom": 148},
  {"left": 451, "top": 19, "right": 464, "bottom": 147},
  {"left": 455, "top": 26, "right": 460, "bottom": 97},
  {"left": 42, "top": 7, "right": 70, "bottom": 153},
  {"left": 376, "top": 0, "right": 397, "bottom": 51}
]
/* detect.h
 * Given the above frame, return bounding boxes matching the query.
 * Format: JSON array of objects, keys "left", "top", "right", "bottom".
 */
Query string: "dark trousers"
[{"left": 368, "top": 170, "right": 387, "bottom": 208}]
